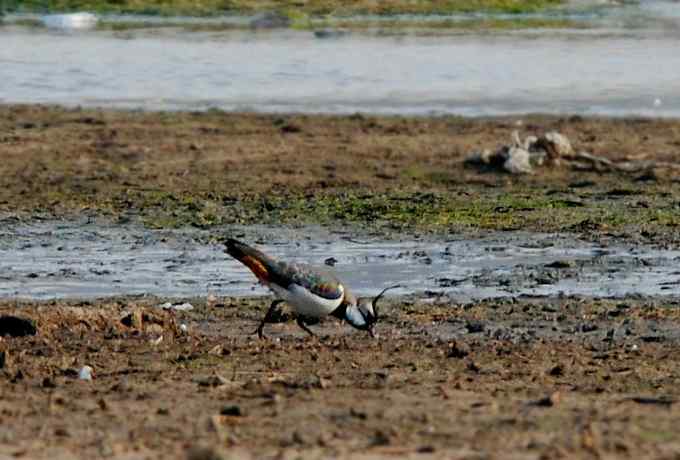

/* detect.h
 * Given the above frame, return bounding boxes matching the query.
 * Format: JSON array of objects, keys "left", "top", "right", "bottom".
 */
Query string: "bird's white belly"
[{"left": 269, "top": 283, "right": 342, "bottom": 318}]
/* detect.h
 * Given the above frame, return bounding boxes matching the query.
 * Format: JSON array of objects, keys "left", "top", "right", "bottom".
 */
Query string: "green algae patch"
[
  {"left": 85, "top": 188, "right": 680, "bottom": 240},
  {"left": 5, "top": 0, "right": 564, "bottom": 17}
]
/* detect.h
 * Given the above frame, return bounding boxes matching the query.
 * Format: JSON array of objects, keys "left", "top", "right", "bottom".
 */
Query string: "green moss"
[{"left": 13, "top": 184, "right": 677, "bottom": 237}]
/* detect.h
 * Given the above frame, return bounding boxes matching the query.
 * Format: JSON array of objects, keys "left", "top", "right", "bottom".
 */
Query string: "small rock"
[
  {"left": 579, "top": 322, "right": 599, "bottom": 333},
  {"left": 535, "top": 131, "right": 572, "bottom": 163},
  {"left": 529, "top": 149, "right": 547, "bottom": 167},
  {"left": 180, "top": 323, "right": 189, "bottom": 334},
  {"left": 324, "top": 257, "right": 338, "bottom": 267},
  {"left": 523, "top": 135, "right": 538, "bottom": 151},
  {"left": 195, "top": 374, "right": 228, "bottom": 387},
  {"left": 465, "top": 320, "right": 485, "bottom": 334},
  {"left": 291, "top": 430, "right": 309, "bottom": 446},
  {"left": 447, "top": 341, "right": 470, "bottom": 359},
  {"left": 545, "top": 260, "right": 576, "bottom": 269},
  {"left": 208, "top": 344, "right": 230, "bottom": 356},
  {"left": 547, "top": 364, "right": 564, "bottom": 376},
  {"left": 78, "top": 366, "right": 93, "bottom": 381},
  {"left": 529, "top": 391, "right": 561, "bottom": 407},
  {"left": 157, "top": 302, "right": 194, "bottom": 311},
  {"left": 503, "top": 147, "right": 533, "bottom": 174},
  {"left": 511, "top": 130, "right": 522, "bottom": 148},
  {"left": 315, "top": 376, "right": 330, "bottom": 389},
  {"left": 0, "top": 315, "right": 37, "bottom": 337},
  {"left": 349, "top": 408, "right": 368, "bottom": 420},
  {"left": 54, "top": 427, "right": 70, "bottom": 437},
  {"left": 220, "top": 405, "right": 244, "bottom": 416},
  {"left": 371, "top": 430, "right": 391, "bottom": 446}
]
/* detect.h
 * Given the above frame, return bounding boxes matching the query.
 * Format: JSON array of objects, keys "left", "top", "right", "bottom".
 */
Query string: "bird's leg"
[
  {"left": 254, "top": 299, "right": 285, "bottom": 339},
  {"left": 296, "top": 316, "right": 316, "bottom": 337}
]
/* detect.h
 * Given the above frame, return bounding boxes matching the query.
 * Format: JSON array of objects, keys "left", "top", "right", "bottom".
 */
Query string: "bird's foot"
[{"left": 252, "top": 325, "right": 267, "bottom": 339}]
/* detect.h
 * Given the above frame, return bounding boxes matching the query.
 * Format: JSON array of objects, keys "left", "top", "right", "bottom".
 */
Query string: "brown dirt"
[
  {"left": 1, "top": 105, "right": 679, "bottom": 241},
  {"left": 2, "top": 296, "right": 680, "bottom": 459},
  {"left": 1, "top": 105, "right": 679, "bottom": 199}
]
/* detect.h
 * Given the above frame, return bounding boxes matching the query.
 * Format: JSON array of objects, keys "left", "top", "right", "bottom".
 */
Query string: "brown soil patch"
[
  {"left": 2, "top": 296, "right": 680, "bottom": 459},
  {"left": 1, "top": 105, "right": 679, "bottom": 240},
  {"left": 1, "top": 105, "right": 679, "bottom": 198}
]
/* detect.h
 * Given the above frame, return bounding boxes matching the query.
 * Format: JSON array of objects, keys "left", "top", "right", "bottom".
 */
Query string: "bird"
[{"left": 224, "top": 238, "right": 399, "bottom": 339}]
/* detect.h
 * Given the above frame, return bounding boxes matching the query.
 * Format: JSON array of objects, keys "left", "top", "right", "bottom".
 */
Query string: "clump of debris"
[
  {"left": 465, "top": 130, "right": 679, "bottom": 177},
  {"left": 465, "top": 130, "right": 571, "bottom": 175}
]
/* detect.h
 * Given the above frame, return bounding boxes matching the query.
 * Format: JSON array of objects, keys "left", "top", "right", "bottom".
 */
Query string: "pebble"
[
  {"left": 0, "top": 315, "right": 37, "bottom": 337},
  {"left": 503, "top": 147, "right": 533, "bottom": 174},
  {"left": 157, "top": 302, "right": 194, "bottom": 311},
  {"left": 447, "top": 341, "right": 470, "bottom": 359},
  {"left": 220, "top": 405, "right": 244, "bottom": 416},
  {"left": 78, "top": 365, "right": 93, "bottom": 381}
]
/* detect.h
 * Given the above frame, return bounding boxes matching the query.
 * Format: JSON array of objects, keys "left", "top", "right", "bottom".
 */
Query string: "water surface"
[
  {"left": 1, "top": 16, "right": 679, "bottom": 116},
  {"left": 1, "top": 220, "right": 678, "bottom": 300}
]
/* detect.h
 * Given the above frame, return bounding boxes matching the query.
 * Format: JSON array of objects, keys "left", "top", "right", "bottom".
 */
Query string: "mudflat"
[
  {"left": 1, "top": 104, "right": 680, "bottom": 459},
  {"left": 2, "top": 296, "right": 680, "bottom": 459},
  {"left": 0, "top": 104, "right": 678, "bottom": 241}
]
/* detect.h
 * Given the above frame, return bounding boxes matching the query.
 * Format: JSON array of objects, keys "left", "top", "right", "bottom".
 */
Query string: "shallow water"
[
  {"left": 1, "top": 220, "right": 678, "bottom": 301},
  {"left": 1, "top": 5, "right": 680, "bottom": 116}
]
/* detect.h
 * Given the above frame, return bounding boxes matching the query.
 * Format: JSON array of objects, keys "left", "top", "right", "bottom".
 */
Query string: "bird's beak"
[{"left": 370, "top": 284, "right": 401, "bottom": 321}]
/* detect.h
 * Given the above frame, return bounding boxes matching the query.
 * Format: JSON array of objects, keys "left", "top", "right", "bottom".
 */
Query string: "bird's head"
[{"left": 343, "top": 285, "right": 401, "bottom": 337}]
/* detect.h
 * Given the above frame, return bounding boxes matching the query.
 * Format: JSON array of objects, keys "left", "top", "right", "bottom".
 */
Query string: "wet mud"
[{"left": 1, "top": 219, "right": 679, "bottom": 300}]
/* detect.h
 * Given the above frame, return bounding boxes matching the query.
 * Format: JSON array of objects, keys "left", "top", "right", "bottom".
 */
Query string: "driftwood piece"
[{"left": 565, "top": 151, "right": 680, "bottom": 175}]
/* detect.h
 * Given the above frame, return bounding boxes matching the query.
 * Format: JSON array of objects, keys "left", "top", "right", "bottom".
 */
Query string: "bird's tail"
[{"left": 224, "top": 238, "right": 273, "bottom": 282}]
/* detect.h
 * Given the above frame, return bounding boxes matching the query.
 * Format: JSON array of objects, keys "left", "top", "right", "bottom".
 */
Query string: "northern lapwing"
[{"left": 225, "top": 238, "right": 399, "bottom": 338}]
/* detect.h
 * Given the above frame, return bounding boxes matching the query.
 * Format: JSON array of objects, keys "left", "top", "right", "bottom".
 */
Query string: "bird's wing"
[
  {"left": 226, "top": 239, "right": 345, "bottom": 301},
  {"left": 278, "top": 262, "right": 345, "bottom": 301}
]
